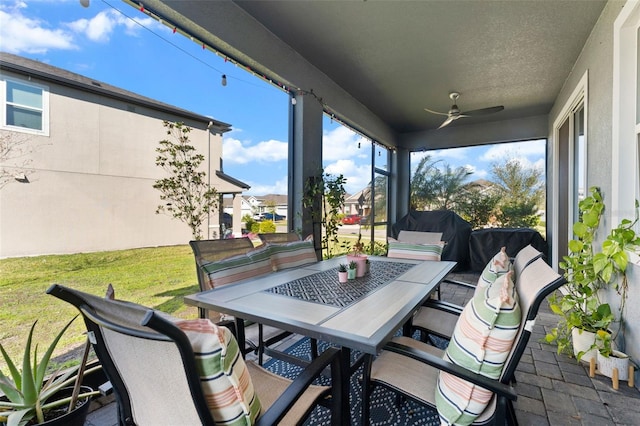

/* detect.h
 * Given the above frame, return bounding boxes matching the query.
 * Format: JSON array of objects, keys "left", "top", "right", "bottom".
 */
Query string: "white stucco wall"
[{"left": 0, "top": 70, "right": 229, "bottom": 257}]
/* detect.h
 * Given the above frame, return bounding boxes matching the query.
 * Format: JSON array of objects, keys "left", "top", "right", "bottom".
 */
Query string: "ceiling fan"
[{"left": 424, "top": 92, "right": 504, "bottom": 129}]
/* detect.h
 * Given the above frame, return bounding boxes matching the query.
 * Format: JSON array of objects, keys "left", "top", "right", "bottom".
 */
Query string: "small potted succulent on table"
[
  {"left": 338, "top": 263, "right": 348, "bottom": 283},
  {"left": 347, "top": 260, "right": 357, "bottom": 280}
]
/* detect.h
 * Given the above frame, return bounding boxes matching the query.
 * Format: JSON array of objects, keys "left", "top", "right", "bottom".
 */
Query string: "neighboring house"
[
  {"left": 0, "top": 52, "right": 248, "bottom": 258},
  {"left": 344, "top": 189, "right": 369, "bottom": 217},
  {"left": 222, "top": 194, "right": 288, "bottom": 220},
  {"left": 256, "top": 194, "right": 288, "bottom": 218}
]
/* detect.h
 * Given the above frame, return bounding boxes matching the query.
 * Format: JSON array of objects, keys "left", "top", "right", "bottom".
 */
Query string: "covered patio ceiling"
[{"left": 129, "top": 0, "right": 607, "bottom": 150}]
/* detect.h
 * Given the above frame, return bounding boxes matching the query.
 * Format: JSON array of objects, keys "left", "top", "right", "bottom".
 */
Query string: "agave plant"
[{"left": 0, "top": 317, "right": 100, "bottom": 426}]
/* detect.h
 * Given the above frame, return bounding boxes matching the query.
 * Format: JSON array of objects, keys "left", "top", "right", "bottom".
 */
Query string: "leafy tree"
[
  {"left": 265, "top": 200, "right": 277, "bottom": 216},
  {"left": 498, "top": 200, "right": 540, "bottom": 227},
  {"left": 457, "top": 186, "right": 501, "bottom": 229},
  {"left": 373, "top": 175, "right": 387, "bottom": 223},
  {"left": 491, "top": 156, "right": 544, "bottom": 227},
  {"left": 410, "top": 155, "right": 439, "bottom": 209},
  {"left": 410, "top": 155, "right": 472, "bottom": 210},
  {"left": 153, "top": 121, "right": 218, "bottom": 240}
]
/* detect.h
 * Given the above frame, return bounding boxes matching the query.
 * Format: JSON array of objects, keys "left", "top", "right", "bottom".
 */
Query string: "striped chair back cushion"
[
  {"left": 387, "top": 238, "right": 445, "bottom": 261},
  {"left": 436, "top": 271, "right": 521, "bottom": 425},
  {"left": 268, "top": 240, "right": 318, "bottom": 271},
  {"left": 176, "top": 319, "right": 261, "bottom": 425},
  {"left": 475, "top": 246, "right": 512, "bottom": 296},
  {"left": 201, "top": 245, "right": 273, "bottom": 289}
]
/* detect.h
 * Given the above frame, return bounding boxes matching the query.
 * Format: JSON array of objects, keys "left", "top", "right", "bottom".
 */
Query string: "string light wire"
[{"left": 102, "top": 0, "right": 389, "bottom": 149}]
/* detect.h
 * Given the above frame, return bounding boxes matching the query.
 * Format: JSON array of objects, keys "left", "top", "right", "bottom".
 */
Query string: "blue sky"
[{"left": 0, "top": 0, "right": 545, "bottom": 195}]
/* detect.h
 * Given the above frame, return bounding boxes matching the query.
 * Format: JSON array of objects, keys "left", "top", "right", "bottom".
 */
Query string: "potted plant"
[
  {"left": 0, "top": 317, "right": 100, "bottom": 426},
  {"left": 346, "top": 234, "right": 368, "bottom": 278},
  {"left": 596, "top": 329, "right": 631, "bottom": 380},
  {"left": 347, "top": 261, "right": 357, "bottom": 280},
  {"left": 338, "top": 263, "right": 348, "bottom": 283},
  {"left": 546, "top": 187, "right": 640, "bottom": 364}
]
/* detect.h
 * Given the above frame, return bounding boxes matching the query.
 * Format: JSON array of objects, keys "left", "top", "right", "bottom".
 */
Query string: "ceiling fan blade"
[
  {"left": 462, "top": 105, "right": 504, "bottom": 116},
  {"left": 424, "top": 107, "right": 450, "bottom": 117},
  {"left": 438, "top": 116, "right": 456, "bottom": 129}
]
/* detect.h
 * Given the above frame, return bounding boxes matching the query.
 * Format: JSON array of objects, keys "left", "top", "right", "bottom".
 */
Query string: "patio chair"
[
  {"left": 411, "top": 244, "right": 544, "bottom": 342},
  {"left": 47, "top": 284, "right": 343, "bottom": 426},
  {"left": 189, "top": 238, "right": 292, "bottom": 364},
  {"left": 387, "top": 230, "right": 446, "bottom": 299},
  {"left": 258, "top": 232, "right": 301, "bottom": 243},
  {"left": 361, "top": 257, "right": 565, "bottom": 425}
]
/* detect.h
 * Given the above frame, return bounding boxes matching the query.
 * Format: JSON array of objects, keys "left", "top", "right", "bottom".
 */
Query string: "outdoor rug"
[{"left": 263, "top": 336, "right": 446, "bottom": 426}]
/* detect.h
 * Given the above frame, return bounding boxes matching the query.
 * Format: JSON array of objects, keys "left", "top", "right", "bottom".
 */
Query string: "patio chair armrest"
[
  {"left": 441, "top": 278, "right": 476, "bottom": 291},
  {"left": 384, "top": 341, "right": 517, "bottom": 401},
  {"left": 422, "top": 299, "right": 464, "bottom": 315},
  {"left": 256, "top": 346, "right": 342, "bottom": 425}
]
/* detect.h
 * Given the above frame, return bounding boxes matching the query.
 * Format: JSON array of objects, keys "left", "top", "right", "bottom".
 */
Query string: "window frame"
[
  {"left": 612, "top": 1, "right": 640, "bottom": 264},
  {"left": 1, "top": 76, "right": 50, "bottom": 136}
]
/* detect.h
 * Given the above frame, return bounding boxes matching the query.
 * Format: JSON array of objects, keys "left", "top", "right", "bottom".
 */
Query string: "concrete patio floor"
[{"left": 84, "top": 271, "right": 640, "bottom": 426}]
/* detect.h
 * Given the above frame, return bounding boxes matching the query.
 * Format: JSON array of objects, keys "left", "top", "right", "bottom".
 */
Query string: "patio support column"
[
  {"left": 393, "top": 146, "right": 411, "bottom": 225},
  {"left": 232, "top": 193, "right": 243, "bottom": 237},
  {"left": 288, "top": 92, "right": 323, "bottom": 256}
]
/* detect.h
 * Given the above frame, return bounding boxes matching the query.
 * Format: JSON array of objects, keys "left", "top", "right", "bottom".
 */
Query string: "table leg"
[
  {"left": 402, "top": 314, "right": 413, "bottom": 337},
  {"left": 235, "top": 317, "right": 246, "bottom": 359},
  {"left": 337, "top": 347, "right": 351, "bottom": 425}
]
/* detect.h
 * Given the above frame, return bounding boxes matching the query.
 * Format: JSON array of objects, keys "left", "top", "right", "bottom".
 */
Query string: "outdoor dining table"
[{"left": 184, "top": 255, "right": 456, "bottom": 423}]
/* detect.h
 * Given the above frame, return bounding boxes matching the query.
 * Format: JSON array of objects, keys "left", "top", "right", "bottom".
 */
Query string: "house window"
[{"left": 1, "top": 77, "right": 49, "bottom": 135}]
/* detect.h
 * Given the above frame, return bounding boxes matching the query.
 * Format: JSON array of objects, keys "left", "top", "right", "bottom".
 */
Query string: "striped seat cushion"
[
  {"left": 387, "top": 238, "right": 445, "bottom": 261},
  {"left": 436, "top": 271, "right": 521, "bottom": 425},
  {"left": 268, "top": 240, "right": 317, "bottom": 271},
  {"left": 176, "top": 319, "right": 261, "bottom": 425},
  {"left": 474, "top": 247, "right": 512, "bottom": 296},
  {"left": 201, "top": 245, "right": 273, "bottom": 289}
]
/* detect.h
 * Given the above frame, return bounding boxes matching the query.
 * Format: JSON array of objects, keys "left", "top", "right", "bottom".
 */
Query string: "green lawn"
[
  {"left": 0, "top": 245, "right": 199, "bottom": 372},
  {"left": 0, "top": 236, "right": 388, "bottom": 374}
]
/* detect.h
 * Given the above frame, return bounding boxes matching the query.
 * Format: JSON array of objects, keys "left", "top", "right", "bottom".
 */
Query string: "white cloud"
[
  {"left": 323, "top": 126, "right": 370, "bottom": 161},
  {"left": 67, "top": 10, "right": 117, "bottom": 43},
  {"left": 473, "top": 168, "right": 489, "bottom": 179},
  {"left": 0, "top": 1, "right": 159, "bottom": 54},
  {"left": 65, "top": 9, "right": 160, "bottom": 43},
  {"left": 430, "top": 146, "right": 471, "bottom": 161},
  {"left": 480, "top": 139, "right": 545, "bottom": 162},
  {"left": 245, "top": 176, "right": 288, "bottom": 195},
  {"left": 0, "top": 4, "right": 76, "bottom": 53},
  {"left": 324, "top": 159, "right": 371, "bottom": 194},
  {"left": 222, "top": 137, "right": 288, "bottom": 165}
]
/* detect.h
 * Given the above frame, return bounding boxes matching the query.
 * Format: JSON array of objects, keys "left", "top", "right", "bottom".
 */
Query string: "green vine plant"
[
  {"left": 302, "top": 170, "right": 347, "bottom": 258},
  {"left": 594, "top": 198, "right": 640, "bottom": 356},
  {"left": 153, "top": 121, "right": 218, "bottom": 240},
  {"left": 546, "top": 187, "right": 640, "bottom": 359}
]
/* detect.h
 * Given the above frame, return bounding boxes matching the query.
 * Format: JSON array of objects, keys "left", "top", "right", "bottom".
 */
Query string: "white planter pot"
[
  {"left": 597, "top": 350, "right": 630, "bottom": 381},
  {"left": 572, "top": 328, "right": 597, "bottom": 363}
]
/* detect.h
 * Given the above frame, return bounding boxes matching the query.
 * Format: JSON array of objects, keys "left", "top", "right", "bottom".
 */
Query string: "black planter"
[{"left": 37, "top": 385, "right": 93, "bottom": 426}]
